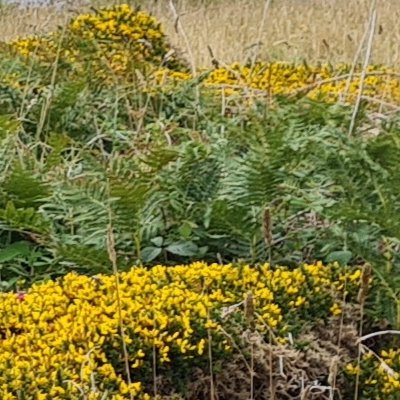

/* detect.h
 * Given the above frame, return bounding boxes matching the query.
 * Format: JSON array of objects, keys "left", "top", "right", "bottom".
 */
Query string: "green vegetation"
[{"left": 1, "top": 3, "right": 400, "bottom": 399}]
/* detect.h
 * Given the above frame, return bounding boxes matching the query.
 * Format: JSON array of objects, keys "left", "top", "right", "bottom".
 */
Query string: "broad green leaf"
[
  {"left": 326, "top": 250, "right": 353, "bottom": 266},
  {"left": 0, "top": 241, "right": 32, "bottom": 263},
  {"left": 166, "top": 241, "right": 198, "bottom": 257},
  {"left": 150, "top": 237, "right": 164, "bottom": 247},
  {"left": 141, "top": 246, "right": 162, "bottom": 263}
]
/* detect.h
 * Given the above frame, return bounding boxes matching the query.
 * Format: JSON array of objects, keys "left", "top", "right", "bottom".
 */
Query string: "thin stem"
[
  {"left": 348, "top": 2, "right": 377, "bottom": 137},
  {"left": 107, "top": 206, "right": 133, "bottom": 400},
  {"left": 250, "top": 0, "right": 272, "bottom": 69},
  {"left": 208, "top": 327, "right": 215, "bottom": 400}
]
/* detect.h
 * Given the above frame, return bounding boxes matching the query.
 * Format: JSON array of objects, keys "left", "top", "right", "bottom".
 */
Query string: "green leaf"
[
  {"left": 150, "top": 237, "right": 164, "bottom": 247},
  {"left": 198, "top": 246, "right": 209, "bottom": 256},
  {"left": 0, "top": 241, "right": 32, "bottom": 263},
  {"left": 0, "top": 201, "right": 51, "bottom": 234},
  {"left": 0, "top": 114, "right": 20, "bottom": 140},
  {"left": 178, "top": 222, "right": 193, "bottom": 239},
  {"left": 0, "top": 278, "right": 19, "bottom": 291},
  {"left": 166, "top": 241, "right": 198, "bottom": 257},
  {"left": 3, "top": 166, "right": 49, "bottom": 208},
  {"left": 55, "top": 244, "right": 110, "bottom": 273},
  {"left": 141, "top": 246, "right": 162, "bottom": 263},
  {"left": 326, "top": 250, "right": 353, "bottom": 266}
]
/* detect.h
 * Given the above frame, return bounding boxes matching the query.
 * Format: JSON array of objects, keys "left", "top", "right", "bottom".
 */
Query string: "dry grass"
[
  {"left": 0, "top": 2, "right": 84, "bottom": 40},
  {"left": 1, "top": 0, "right": 400, "bottom": 67},
  {"left": 154, "top": 0, "right": 400, "bottom": 67}
]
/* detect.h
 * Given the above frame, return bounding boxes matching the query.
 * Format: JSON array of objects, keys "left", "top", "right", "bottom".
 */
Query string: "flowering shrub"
[
  {"left": 0, "top": 262, "right": 361, "bottom": 399},
  {"left": 11, "top": 4, "right": 185, "bottom": 82},
  {"left": 7, "top": 4, "right": 400, "bottom": 104},
  {"left": 346, "top": 346, "right": 400, "bottom": 399},
  {"left": 153, "top": 63, "right": 400, "bottom": 105}
]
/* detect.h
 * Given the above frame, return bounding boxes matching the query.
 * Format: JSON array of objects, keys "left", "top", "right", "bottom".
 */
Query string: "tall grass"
[{"left": 1, "top": 0, "right": 400, "bottom": 65}]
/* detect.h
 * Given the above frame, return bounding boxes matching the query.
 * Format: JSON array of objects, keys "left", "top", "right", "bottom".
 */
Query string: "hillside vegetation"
[{"left": 1, "top": 3, "right": 400, "bottom": 399}]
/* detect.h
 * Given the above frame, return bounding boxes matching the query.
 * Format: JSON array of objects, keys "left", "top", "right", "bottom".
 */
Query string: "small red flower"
[{"left": 16, "top": 292, "right": 26, "bottom": 302}]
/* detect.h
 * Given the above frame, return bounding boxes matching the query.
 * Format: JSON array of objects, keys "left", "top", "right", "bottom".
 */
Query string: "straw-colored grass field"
[{"left": 1, "top": 0, "right": 400, "bottom": 66}]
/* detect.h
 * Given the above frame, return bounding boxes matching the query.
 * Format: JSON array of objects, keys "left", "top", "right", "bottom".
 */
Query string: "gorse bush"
[
  {"left": 0, "top": 262, "right": 362, "bottom": 399},
  {"left": 346, "top": 346, "right": 400, "bottom": 399},
  {"left": 9, "top": 4, "right": 185, "bottom": 83},
  {"left": 155, "top": 62, "right": 400, "bottom": 105}
]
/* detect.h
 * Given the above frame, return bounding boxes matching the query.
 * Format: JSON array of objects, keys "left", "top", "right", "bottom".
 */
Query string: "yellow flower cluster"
[
  {"left": 0, "top": 262, "right": 360, "bottom": 399},
  {"left": 346, "top": 347, "right": 400, "bottom": 398},
  {"left": 11, "top": 4, "right": 184, "bottom": 81},
  {"left": 7, "top": 5, "right": 400, "bottom": 104},
  {"left": 67, "top": 4, "right": 172, "bottom": 67},
  {"left": 153, "top": 63, "right": 400, "bottom": 105}
]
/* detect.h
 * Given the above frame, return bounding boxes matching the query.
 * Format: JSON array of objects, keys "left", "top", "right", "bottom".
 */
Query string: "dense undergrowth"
[
  {"left": 1, "top": 4, "right": 400, "bottom": 399},
  {"left": 0, "top": 262, "right": 363, "bottom": 399}
]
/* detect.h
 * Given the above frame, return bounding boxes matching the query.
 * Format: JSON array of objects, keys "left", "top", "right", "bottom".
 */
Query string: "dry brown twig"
[
  {"left": 207, "top": 308, "right": 216, "bottom": 400},
  {"left": 168, "top": 0, "right": 196, "bottom": 76},
  {"left": 354, "top": 262, "right": 373, "bottom": 400},
  {"left": 106, "top": 206, "right": 133, "bottom": 400}
]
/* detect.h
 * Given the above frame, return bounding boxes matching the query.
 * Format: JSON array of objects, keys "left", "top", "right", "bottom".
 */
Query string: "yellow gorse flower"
[
  {"left": 346, "top": 345, "right": 400, "bottom": 397},
  {"left": 153, "top": 63, "right": 400, "bottom": 106},
  {"left": 10, "top": 4, "right": 185, "bottom": 83},
  {"left": 0, "top": 262, "right": 360, "bottom": 398},
  {"left": 8, "top": 5, "right": 400, "bottom": 103}
]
